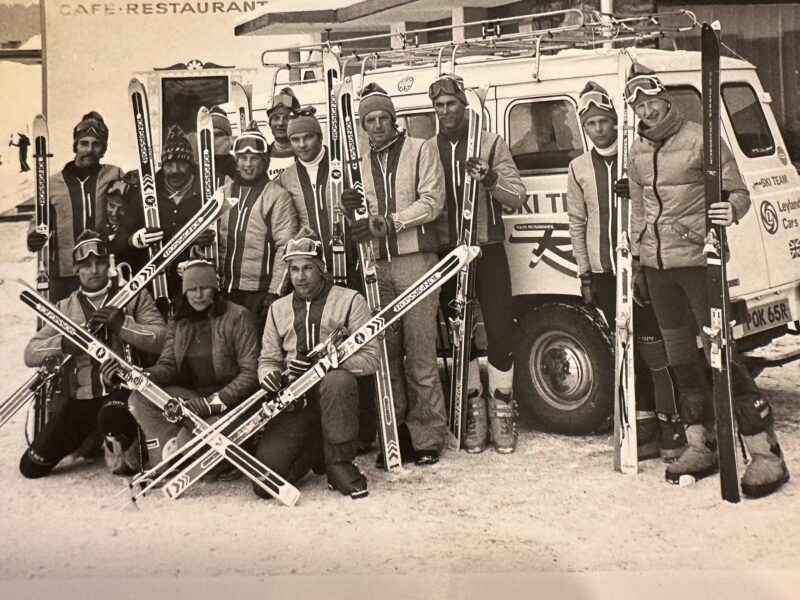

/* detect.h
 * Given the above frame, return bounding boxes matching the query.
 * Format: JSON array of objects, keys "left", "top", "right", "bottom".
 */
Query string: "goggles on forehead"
[
  {"left": 107, "top": 178, "right": 132, "bottom": 198},
  {"left": 268, "top": 92, "right": 297, "bottom": 116},
  {"left": 233, "top": 133, "right": 268, "bottom": 155},
  {"left": 624, "top": 75, "right": 667, "bottom": 105},
  {"left": 285, "top": 237, "right": 323, "bottom": 260},
  {"left": 428, "top": 75, "right": 466, "bottom": 100},
  {"left": 73, "top": 238, "right": 108, "bottom": 264},
  {"left": 577, "top": 90, "right": 614, "bottom": 116}
]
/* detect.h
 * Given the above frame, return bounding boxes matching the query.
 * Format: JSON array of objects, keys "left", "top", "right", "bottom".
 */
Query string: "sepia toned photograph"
[{"left": 0, "top": 1, "right": 798, "bottom": 598}]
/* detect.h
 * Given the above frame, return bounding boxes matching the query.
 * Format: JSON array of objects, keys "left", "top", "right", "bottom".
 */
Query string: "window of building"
[
  {"left": 506, "top": 98, "right": 583, "bottom": 174},
  {"left": 161, "top": 76, "right": 229, "bottom": 143},
  {"left": 722, "top": 83, "right": 775, "bottom": 158}
]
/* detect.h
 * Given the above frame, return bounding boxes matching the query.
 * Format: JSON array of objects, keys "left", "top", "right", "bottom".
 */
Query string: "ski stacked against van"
[
  {"left": 230, "top": 80, "right": 251, "bottom": 136},
  {"left": 338, "top": 77, "right": 402, "bottom": 470},
  {"left": 31, "top": 114, "right": 52, "bottom": 436},
  {"left": 701, "top": 22, "right": 740, "bottom": 504},
  {"left": 197, "top": 107, "right": 220, "bottom": 267},
  {"left": 447, "top": 87, "right": 484, "bottom": 449},
  {"left": 129, "top": 78, "right": 171, "bottom": 316},
  {"left": 613, "top": 63, "right": 638, "bottom": 474},
  {"left": 323, "top": 48, "right": 348, "bottom": 286}
]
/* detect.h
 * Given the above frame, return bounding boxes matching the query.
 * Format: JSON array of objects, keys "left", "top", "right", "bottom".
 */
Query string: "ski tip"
[
  {"left": 710, "top": 20, "right": 721, "bottom": 32},
  {"left": 281, "top": 489, "right": 301, "bottom": 507}
]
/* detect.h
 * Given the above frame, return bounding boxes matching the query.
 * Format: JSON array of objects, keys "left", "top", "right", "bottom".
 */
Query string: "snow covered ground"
[{"left": 0, "top": 218, "right": 798, "bottom": 599}]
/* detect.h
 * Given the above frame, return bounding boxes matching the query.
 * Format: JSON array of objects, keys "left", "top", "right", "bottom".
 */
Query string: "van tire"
[{"left": 514, "top": 301, "right": 613, "bottom": 435}]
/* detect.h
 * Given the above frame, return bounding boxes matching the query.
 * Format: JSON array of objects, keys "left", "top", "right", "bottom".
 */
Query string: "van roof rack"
[{"left": 260, "top": 8, "right": 699, "bottom": 76}]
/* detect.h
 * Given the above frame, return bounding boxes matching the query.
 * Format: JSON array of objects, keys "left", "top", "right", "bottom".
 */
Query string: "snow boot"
[
  {"left": 487, "top": 364, "right": 516, "bottom": 454},
  {"left": 636, "top": 411, "right": 660, "bottom": 461},
  {"left": 463, "top": 359, "right": 487, "bottom": 453},
  {"left": 326, "top": 462, "right": 369, "bottom": 499},
  {"left": 658, "top": 413, "right": 687, "bottom": 463},
  {"left": 665, "top": 424, "right": 718, "bottom": 484},
  {"left": 740, "top": 429, "right": 790, "bottom": 499}
]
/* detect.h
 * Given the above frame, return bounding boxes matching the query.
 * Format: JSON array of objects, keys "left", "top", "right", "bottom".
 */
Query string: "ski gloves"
[
  {"left": 339, "top": 189, "right": 395, "bottom": 243},
  {"left": 27, "top": 231, "right": 48, "bottom": 252},
  {"left": 465, "top": 157, "right": 498, "bottom": 188},
  {"left": 260, "top": 370, "right": 282, "bottom": 394},
  {"left": 631, "top": 258, "right": 650, "bottom": 304},
  {"left": 288, "top": 352, "right": 313, "bottom": 378},
  {"left": 130, "top": 227, "right": 164, "bottom": 249},
  {"left": 90, "top": 306, "right": 125, "bottom": 334},
  {"left": 613, "top": 177, "right": 630, "bottom": 199},
  {"left": 184, "top": 394, "right": 226, "bottom": 418},
  {"left": 579, "top": 272, "right": 598, "bottom": 306}
]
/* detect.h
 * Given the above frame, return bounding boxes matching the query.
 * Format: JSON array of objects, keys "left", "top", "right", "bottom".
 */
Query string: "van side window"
[
  {"left": 666, "top": 86, "right": 701, "bottom": 124},
  {"left": 722, "top": 83, "right": 775, "bottom": 158},
  {"left": 507, "top": 99, "right": 583, "bottom": 174}
]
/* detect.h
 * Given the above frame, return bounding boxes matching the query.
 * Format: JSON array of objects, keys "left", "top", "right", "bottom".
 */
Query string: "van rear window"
[
  {"left": 722, "top": 83, "right": 775, "bottom": 158},
  {"left": 506, "top": 99, "right": 583, "bottom": 174}
]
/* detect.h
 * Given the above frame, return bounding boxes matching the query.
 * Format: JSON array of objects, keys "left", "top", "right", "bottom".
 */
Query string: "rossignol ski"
[
  {"left": 129, "top": 78, "right": 171, "bottom": 315},
  {"left": 159, "top": 245, "right": 478, "bottom": 500},
  {"left": 230, "top": 80, "right": 251, "bottom": 136},
  {"left": 338, "top": 77, "right": 401, "bottom": 470},
  {"left": 1, "top": 193, "right": 229, "bottom": 432},
  {"left": 323, "top": 48, "right": 348, "bottom": 286},
  {"left": 18, "top": 285, "right": 301, "bottom": 507},
  {"left": 447, "top": 87, "right": 484, "bottom": 449},
  {"left": 31, "top": 114, "right": 52, "bottom": 437},
  {"left": 614, "top": 59, "right": 638, "bottom": 474},
  {"left": 197, "top": 107, "right": 219, "bottom": 267},
  {"left": 702, "top": 22, "right": 740, "bottom": 503}
]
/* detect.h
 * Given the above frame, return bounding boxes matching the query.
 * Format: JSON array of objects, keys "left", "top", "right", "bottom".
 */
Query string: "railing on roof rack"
[{"left": 258, "top": 9, "right": 699, "bottom": 96}]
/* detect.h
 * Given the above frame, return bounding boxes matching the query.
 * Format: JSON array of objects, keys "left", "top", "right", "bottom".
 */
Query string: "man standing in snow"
[
  {"left": 9, "top": 132, "right": 31, "bottom": 172},
  {"left": 339, "top": 83, "right": 447, "bottom": 466},
  {"left": 255, "top": 230, "right": 379, "bottom": 499},
  {"left": 428, "top": 74, "right": 526, "bottom": 454},
  {"left": 26, "top": 112, "right": 124, "bottom": 301},
  {"left": 566, "top": 81, "right": 687, "bottom": 463},
  {"left": 619, "top": 64, "right": 789, "bottom": 497}
]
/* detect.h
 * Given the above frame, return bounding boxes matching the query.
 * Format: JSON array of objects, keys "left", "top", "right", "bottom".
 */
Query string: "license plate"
[{"left": 742, "top": 298, "right": 793, "bottom": 335}]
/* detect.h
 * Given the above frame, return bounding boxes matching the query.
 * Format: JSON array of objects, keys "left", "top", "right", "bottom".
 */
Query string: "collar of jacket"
[
  {"left": 369, "top": 130, "right": 404, "bottom": 154},
  {"left": 234, "top": 171, "right": 270, "bottom": 188},
  {"left": 63, "top": 161, "right": 102, "bottom": 180},
  {"left": 298, "top": 147, "right": 326, "bottom": 169},
  {"left": 637, "top": 103, "right": 684, "bottom": 143},
  {"left": 293, "top": 278, "right": 333, "bottom": 304},
  {"left": 437, "top": 120, "right": 469, "bottom": 143}
]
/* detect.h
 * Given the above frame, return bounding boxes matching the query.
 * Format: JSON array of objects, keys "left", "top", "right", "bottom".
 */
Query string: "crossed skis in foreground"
[{"left": 19, "top": 246, "right": 479, "bottom": 506}]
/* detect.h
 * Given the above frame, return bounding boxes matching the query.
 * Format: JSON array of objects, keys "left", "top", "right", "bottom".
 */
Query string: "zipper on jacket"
[
  {"left": 311, "top": 184, "right": 327, "bottom": 271},
  {"left": 78, "top": 176, "right": 91, "bottom": 230},
  {"left": 305, "top": 300, "right": 312, "bottom": 350},
  {"left": 379, "top": 154, "right": 393, "bottom": 261},
  {"left": 652, "top": 144, "right": 665, "bottom": 269},
  {"left": 450, "top": 141, "right": 461, "bottom": 240},
  {"left": 227, "top": 189, "right": 250, "bottom": 293},
  {"left": 606, "top": 160, "right": 616, "bottom": 274}
]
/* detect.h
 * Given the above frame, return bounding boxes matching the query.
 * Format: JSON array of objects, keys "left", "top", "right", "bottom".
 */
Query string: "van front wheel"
[{"left": 514, "top": 302, "right": 613, "bottom": 435}]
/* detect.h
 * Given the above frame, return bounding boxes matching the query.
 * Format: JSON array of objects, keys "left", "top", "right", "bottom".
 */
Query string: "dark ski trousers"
[
  {"left": 439, "top": 242, "right": 515, "bottom": 372},
  {"left": 20, "top": 396, "right": 104, "bottom": 478},
  {"left": 593, "top": 272, "right": 678, "bottom": 416},
  {"left": 252, "top": 370, "right": 360, "bottom": 498},
  {"left": 643, "top": 266, "right": 772, "bottom": 435}
]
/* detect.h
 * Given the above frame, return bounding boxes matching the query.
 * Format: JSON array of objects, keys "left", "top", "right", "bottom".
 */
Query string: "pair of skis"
[
  {"left": 326, "top": 50, "right": 402, "bottom": 470},
  {"left": 19, "top": 246, "right": 478, "bottom": 505}
]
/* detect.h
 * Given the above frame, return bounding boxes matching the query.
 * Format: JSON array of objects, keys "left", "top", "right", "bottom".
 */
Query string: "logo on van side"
[
  {"left": 777, "top": 147, "right": 788, "bottom": 166},
  {"left": 398, "top": 77, "right": 413, "bottom": 93},
  {"left": 760, "top": 201, "right": 779, "bottom": 235}
]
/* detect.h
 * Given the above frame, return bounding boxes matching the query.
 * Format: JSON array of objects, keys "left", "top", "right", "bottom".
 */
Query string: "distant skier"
[
  {"left": 25, "top": 112, "right": 124, "bottom": 301},
  {"left": 9, "top": 132, "right": 31, "bottom": 172},
  {"left": 428, "top": 74, "right": 526, "bottom": 454},
  {"left": 20, "top": 231, "right": 165, "bottom": 478},
  {"left": 618, "top": 64, "right": 790, "bottom": 497},
  {"left": 255, "top": 230, "right": 379, "bottom": 499},
  {"left": 566, "top": 81, "right": 687, "bottom": 462},
  {"left": 339, "top": 83, "right": 447, "bottom": 466}
]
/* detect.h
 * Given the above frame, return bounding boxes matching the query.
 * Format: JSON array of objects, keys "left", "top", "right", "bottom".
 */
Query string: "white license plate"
[{"left": 742, "top": 298, "right": 793, "bottom": 335}]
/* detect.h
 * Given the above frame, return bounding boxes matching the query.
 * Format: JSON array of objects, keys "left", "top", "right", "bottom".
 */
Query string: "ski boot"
[
  {"left": 658, "top": 413, "right": 687, "bottom": 463},
  {"left": 488, "top": 390, "right": 517, "bottom": 454},
  {"left": 665, "top": 424, "right": 718, "bottom": 484},
  {"left": 741, "top": 428, "right": 790, "bottom": 498},
  {"left": 636, "top": 411, "right": 660, "bottom": 461},
  {"left": 327, "top": 462, "right": 369, "bottom": 499},
  {"left": 464, "top": 390, "right": 488, "bottom": 453}
]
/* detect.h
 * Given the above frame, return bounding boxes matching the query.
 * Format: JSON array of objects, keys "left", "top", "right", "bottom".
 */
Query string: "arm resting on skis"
[
  {"left": 117, "top": 291, "right": 166, "bottom": 355},
  {"left": 627, "top": 158, "right": 645, "bottom": 258},
  {"left": 339, "top": 294, "right": 380, "bottom": 377}
]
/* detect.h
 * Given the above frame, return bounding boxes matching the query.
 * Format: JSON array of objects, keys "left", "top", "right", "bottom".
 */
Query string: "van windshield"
[
  {"left": 507, "top": 98, "right": 583, "bottom": 175},
  {"left": 722, "top": 83, "right": 775, "bottom": 158}
]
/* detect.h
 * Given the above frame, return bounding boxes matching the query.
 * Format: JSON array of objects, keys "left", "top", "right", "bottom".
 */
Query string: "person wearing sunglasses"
[
  {"left": 20, "top": 230, "right": 166, "bottom": 479},
  {"left": 567, "top": 81, "right": 687, "bottom": 463},
  {"left": 338, "top": 82, "right": 447, "bottom": 467},
  {"left": 25, "top": 111, "right": 124, "bottom": 302},
  {"left": 267, "top": 87, "right": 301, "bottom": 181},
  {"left": 216, "top": 122, "right": 298, "bottom": 330},
  {"left": 255, "top": 229, "right": 379, "bottom": 499},
  {"left": 428, "top": 74, "right": 527, "bottom": 455},
  {"left": 618, "top": 63, "right": 789, "bottom": 497}
]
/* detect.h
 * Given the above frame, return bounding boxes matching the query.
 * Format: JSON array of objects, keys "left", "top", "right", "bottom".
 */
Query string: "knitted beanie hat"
[
  {"left": 286, "top": 107, "right": 322, "bottom": 138},
  {"left": 73, "top": 111, "right": 109, "bottom": 150},
  {"left": 161, "top": 125, "right": 195, "bottom": 165},
  {"left": 268, "top": 87, "right": 301, "bottom": 116},
  {"left": 284, "top": 226, "right": 326, "bottom": 272},
  {"left": 181, "top": 259, "right": 219, "bottom": 293},
  {"left": 210, "top": 106, "right": 232, "bottom": 137},
  {"left": 359, "top": 83, "right": 396, "bottom": 127},
  {"left": 578, "top": 81, "right": 617, "bottom": 125}
]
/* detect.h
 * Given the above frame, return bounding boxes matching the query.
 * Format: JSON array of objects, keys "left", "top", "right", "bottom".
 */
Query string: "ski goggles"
[
  {"left": 233, "top": 131, "right": 269, "bottom": 155},
  {"left": 577, "top": 90, "right": 614, "bottom": 116},
  {"left": 428, "top": 75, "right": 466, "bottom": 100},
  {"left": 72, "top": 237, "right": 108, "bottom": 264},
  {"left": 268, "top": 90, "right": 298, "bottom": 116},
  {"left": 624, "top": 75, "right": 668, "bottom": 105}
]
